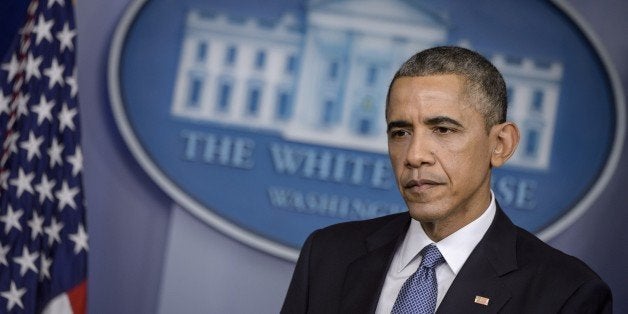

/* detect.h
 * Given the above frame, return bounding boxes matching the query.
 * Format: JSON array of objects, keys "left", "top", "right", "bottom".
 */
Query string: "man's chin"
[{"left": 407, "top": 205, "right": 445, "bottom": 223}]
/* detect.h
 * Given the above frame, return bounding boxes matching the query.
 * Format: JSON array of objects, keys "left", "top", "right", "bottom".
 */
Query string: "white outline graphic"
[{"left": 108, "top": 0, "right": 625, "bottom": 261}]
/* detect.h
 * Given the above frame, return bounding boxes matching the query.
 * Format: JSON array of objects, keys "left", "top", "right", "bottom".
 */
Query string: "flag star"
[
  {"left": 15, "top": 92, "right": 30, "bottom": 117},
  {"left": 47, "top": 0, "right": 65, "bottom": 8},
  {"left": 13, "top": 247, "right": 39, "bottom": 276},
  {"left": 20, "top": 131, "right": 44, "bottom": 161},
  {"left": 66, "top": 68, "right": 78, "bottom": 98},
  {"left": 47, "top": 138, "right": 64, "bottom": 167},
  {"left": 32, "top": 14, "right": 54, "bottom": 45},
  {"left": 32, "top": 95, "right": 55, "bottom": 125},
  {"left": 55, "top": 181, "right": 78, "bottom": 210},
  {"left": 58, "top": 103, "right": 77, "bottom": 131},
  {"left": 6, "top": 132, "right": 20, "bottom": 154},
  {"left": 25, "top": 52, "right": 43, "bottom": 81},
  {"left": 0, "top": 206, "right": 24, "bottom": 234},
  {"left": 56, "top": 22, "right": 75, "bottom": 52},
  {"left": 68, "top": 146, "right": 83, "bottom": 176},
  {"left": 35, "top": 174, "right": 56, "bottom": 203},
  {"left": 0, "top": 281, "right": 26, "bottom": 311},
  {"left": 0, "top": 244, "right": 9, "bottom": 266},
  {"left": 44, "top": 217, "right": 64, "bottom": 246},
  {"left": 40, "top": 254, "right": 52, "bottom": 281},
  {"left": 27, "top": 211, "right": 45, "bottom": 240},
  {"left": 44, "top": 58, "right": 65, "bottom": 89},
  {"left": 69, "top": 224, "right": 89, "bottom": 254},
  {"left": 9, "top": 168, "right": 35, "bottom": 197},
  {"left": 1, "top": 54, "right": 20, "bottom": 82}
]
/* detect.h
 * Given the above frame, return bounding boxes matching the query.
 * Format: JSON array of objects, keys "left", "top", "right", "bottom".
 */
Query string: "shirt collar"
[{"left": 397, "top": 191, "right": 496, "bottom": 274}]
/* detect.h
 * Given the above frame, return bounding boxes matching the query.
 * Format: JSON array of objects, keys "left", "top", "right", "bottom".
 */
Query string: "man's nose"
[{"left": 405, "top": 133, "right": 435, "bottom": 168}]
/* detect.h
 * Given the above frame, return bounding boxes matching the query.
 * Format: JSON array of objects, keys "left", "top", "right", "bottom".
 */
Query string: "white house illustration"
[{"left": 170, "top": 0, "right": 562, "bottom": 171}]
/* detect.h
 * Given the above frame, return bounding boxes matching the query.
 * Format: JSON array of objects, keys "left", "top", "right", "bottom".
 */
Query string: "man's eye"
[
  {"left": 434, "top": 127, "right": 453, "bottom": 134},
  {"left": 389, "top": 130, "right": 409, "bottom": 138}
]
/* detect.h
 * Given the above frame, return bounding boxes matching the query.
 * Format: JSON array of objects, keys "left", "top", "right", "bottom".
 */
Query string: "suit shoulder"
[
  {"left": 303, "top": 212, "right": 408, "bottom": 257},
  {"left": 506, "top": 226, "right": 613, "bottom": 311},
  {"left": 312, "top": 212, "right": 408, "bottom": 240}
]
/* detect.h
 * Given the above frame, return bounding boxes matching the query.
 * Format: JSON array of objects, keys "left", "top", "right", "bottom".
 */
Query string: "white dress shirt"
[{"left": 375, "top": 192, "right": 496, "bottom": 314}]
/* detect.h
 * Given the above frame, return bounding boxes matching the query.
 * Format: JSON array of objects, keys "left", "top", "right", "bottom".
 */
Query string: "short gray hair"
[{"left": 386, "top": 46, "right": 507, "bottom": 129}]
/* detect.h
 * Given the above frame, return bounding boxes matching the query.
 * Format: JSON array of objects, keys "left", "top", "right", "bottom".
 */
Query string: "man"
[{"left": 281, "top": 46, "right": 612, "bottom": 313}]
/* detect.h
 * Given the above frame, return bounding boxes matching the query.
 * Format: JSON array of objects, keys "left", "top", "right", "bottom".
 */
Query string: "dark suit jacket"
[{"left": 281, "top": 206, "right": 612, "bottom": 313}]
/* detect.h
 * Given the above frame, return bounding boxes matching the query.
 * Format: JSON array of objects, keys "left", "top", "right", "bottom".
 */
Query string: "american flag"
[{"left": 0, "top": 0, "right": 87, "bottom": 313}]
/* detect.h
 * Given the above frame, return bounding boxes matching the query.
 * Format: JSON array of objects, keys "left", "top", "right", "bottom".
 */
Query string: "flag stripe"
[{"left": 67, "top": 280, "right": 86, "bottom": 314}]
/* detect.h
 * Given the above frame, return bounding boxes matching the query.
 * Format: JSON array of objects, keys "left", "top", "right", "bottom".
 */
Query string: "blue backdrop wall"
[{"left": 3, "top": 0, "right": 627, "bottom": 313}]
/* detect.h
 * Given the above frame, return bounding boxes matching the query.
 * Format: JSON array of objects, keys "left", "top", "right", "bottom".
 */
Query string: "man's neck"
[{"left": 419, "top": 192, "right": 493, "bottom": 242}]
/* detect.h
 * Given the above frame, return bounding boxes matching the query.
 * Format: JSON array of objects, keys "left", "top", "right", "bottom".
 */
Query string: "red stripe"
[{"left": 67, "top": 280, "right": 87, "bottom": 314}]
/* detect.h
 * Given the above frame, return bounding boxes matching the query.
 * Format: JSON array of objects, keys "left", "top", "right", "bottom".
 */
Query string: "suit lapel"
[
  {"left": 437, "top": 206, "right": 518, "bottom": 313},
  {"left": 339, "top": 213, "right": 410, "bottom": 314}
]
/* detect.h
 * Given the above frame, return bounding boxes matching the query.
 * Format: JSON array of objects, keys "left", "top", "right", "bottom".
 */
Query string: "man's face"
[{"left": 387, "top": 74, "right": 494, "bottom": 229}]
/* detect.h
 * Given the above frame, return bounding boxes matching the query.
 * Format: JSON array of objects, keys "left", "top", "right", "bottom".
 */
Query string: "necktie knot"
[
  {"left": 391, "top": 244, "right": 445, "bottom": 314},
  {"left": 420, "top": 244, "right": 444, "bottom": 269}
]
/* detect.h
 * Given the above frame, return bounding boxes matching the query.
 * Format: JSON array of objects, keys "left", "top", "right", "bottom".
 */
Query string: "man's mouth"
[{"left": 404, "top": 179, "right": 442, "bottom": 192}]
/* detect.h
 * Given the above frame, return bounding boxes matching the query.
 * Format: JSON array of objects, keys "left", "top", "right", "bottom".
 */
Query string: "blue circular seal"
[{"left": 108, "top": 0, "right": 624, "bottom": 260}]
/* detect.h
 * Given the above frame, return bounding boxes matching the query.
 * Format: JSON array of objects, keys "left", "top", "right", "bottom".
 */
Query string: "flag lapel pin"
[{"left": 474, "top": 295, "right": 490, "bottom": 306}]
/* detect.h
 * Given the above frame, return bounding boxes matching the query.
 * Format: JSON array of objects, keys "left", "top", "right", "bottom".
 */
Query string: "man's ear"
[{"left": 490, "top": 122, "right": 520, "bottom": 167}]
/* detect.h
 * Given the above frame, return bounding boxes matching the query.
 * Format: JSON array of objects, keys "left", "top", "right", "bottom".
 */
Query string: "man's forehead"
[
  {"left": 386, "top": 102, "right": 482, "bottom": 129},
  {"left": 390, "top": 75, "right": 467, "bottom": 102},
  {"left": 388, "top": 75, "right": 478, "bottom": 110},
  {"left": 387, "top": 94, "right": 469, "bottom": 115}
]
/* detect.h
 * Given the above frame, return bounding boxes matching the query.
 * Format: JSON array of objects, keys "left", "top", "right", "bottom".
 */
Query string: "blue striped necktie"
[{"left": 391, "top": 244, "right": 445, "bottom": 314}]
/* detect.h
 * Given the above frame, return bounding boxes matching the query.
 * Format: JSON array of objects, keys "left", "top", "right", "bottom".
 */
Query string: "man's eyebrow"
[
  {"left": 424, "top": 116, "right": 464, "bottom": 128},
  {"left": 386, "top": 120, "right": 412, "bottom": 132}
]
